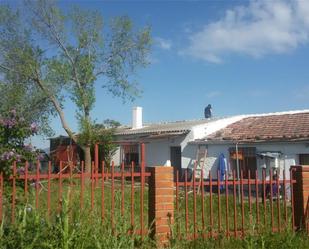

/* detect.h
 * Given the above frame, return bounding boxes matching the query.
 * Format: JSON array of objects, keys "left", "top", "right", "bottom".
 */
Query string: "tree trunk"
[
  {"left": 82, "top": 145, "right": 92, "bottom": 173},
  {"left": 33, "top": 76, "right": 94, "bottom": 172}
]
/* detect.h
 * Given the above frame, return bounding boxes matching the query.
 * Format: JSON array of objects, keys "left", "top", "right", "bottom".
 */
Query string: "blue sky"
[{"left": 11, "top": 0, "right": 309, "bottom": 148}]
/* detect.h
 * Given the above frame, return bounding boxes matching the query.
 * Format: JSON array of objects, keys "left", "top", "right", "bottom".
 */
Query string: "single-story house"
[
  {"left": 112, "top": 107, "right": 245, "bottom": 178},
  {"left": 49, "top": 107, "right": 309, "bottom": 181},
  {"left": 48, "top": 107, "right": 243, "bottom": 174},
  {"left": 191, "top": 110, "right": 309, "bottom": 180}
]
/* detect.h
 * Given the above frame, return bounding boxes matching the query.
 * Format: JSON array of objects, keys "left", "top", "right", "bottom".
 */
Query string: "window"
[
  {"left": 229, "top": 147, "right": 257, "bottom": 179},
  {"left": 299, "top": 154, "right": 309, "bottom": 165},
  {"left": 123, "top": 144, "right": 139, "bottom": 166}
]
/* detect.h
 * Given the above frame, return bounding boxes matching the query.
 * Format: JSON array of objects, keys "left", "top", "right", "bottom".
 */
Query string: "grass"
[
  {"left": 174, "top": 188, "right": 293, "bottom": 237},
  {"left": 170, "top": 231, "right": 309, "bottom": 249},
  {"left": 0, "top": 177, "right": 308, "bottom": 248}
]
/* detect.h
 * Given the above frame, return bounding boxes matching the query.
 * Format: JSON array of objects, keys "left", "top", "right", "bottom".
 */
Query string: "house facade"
[
  {"left": 49, "top": 107, "right": 309, "bottom": 182},
  {"left": 191, "top": 110, "right": 309, "bottom": 180},
  {"left": 112, "top": 107, "right": 244, "bottom": 177}
]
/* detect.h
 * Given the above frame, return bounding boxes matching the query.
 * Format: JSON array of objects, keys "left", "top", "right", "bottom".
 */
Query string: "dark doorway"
[{"left": 170, "top": 146, "right": 182, "bottom": 181}]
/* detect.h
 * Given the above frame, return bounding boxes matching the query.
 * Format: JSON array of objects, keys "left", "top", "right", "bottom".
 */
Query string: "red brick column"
[
  {"left": 292, "top": 165, "right": 309, "bottom": 232},
  {"left": 148, "top": 166, "right": 174, "bottom": 247}
]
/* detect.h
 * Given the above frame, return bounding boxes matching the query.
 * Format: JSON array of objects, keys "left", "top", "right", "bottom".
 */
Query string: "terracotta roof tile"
[{"left": 209, "top": 112, "right": 309, "bottom": 142}]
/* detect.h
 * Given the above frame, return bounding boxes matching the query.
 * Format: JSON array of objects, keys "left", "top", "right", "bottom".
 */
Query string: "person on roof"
[{"left": 204, "top": 104, "right": 212, "bottom": 118}]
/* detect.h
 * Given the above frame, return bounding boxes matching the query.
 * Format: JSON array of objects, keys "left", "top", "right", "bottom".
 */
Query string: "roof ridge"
[
  {"left": 143, "top": 117, "right": 219, "bottom": 125},
  {"left": 117, "top": 117, "right": 223, "bottom": 129},
  {"left": 243, "top": 109, "right": 309, "bottom": 118},
  {"left": 117, "top": 109, "right": 309, "bottom": 130}
]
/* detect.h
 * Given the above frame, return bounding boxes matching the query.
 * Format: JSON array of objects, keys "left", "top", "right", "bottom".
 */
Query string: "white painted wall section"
[
  {"left": 181, "top": 116, "right": 247, "bottom": 170},
  {"left": 198, "top": 142, "right": 309, "bottom": 180}
]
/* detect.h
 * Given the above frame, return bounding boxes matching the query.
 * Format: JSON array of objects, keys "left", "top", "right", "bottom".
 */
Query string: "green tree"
[
  {"left": 94, "top": 119, "right": 121, "bottom": 167},
  {"left": 0, "top": 1, "right": 151, "bottom": 172}
]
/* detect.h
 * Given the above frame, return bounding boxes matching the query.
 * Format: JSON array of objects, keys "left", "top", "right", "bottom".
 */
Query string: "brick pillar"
[
  {"left": 148, "top": 166, "right": 174, "bottom": 247},
  {"left": 292, "top": 165, "right": 309, "bottom": 231}
]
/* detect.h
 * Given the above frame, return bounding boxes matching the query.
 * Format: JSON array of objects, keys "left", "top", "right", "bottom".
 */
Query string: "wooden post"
[
  {"left": 291, "top": 165, "right": 309, "bottom": 232},
  {"left": 148, "top": 166, "right": 174, "bottom": 247}
]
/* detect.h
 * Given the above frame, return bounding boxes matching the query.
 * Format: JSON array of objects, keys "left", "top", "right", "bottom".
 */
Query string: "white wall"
[
  {"left": 112, "top": 138, "right": 309, "bottom": 180},
  {"left": 112, "top": 135, "right": 187, "bottom": 167},
  {"left": 190, "top": 142, "right": 309, "bottom": 179},
  {"left": 180, "top": 116, "right": 246, "bottom": 171},
  {"left": 112, "top": 116, "right": 246, "bottom": 169},
  {"left": 145, "top": 136, "right": 185, "bottom": 166}
]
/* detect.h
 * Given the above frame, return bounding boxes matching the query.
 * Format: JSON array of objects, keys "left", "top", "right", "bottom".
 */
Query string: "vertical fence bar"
[
  {"left": 69, "top": 162, "right": 73, "bottom": 206},
  {"left": 95, "top": 143, "right": 99, "bottom": 187},
  {"left": 201, "top": 169, "right": 205, "bottom": 235},
  {"left": 131, "top": 161, "right": 135, "bottom": 231},
  {"left": 193, "top": 162, "right": 197, "bottom": 239},
  {"left": 185, "top": 170, "right": 188, "bottom": 238},
  {"left": 47, "top": 161, "right": 51, "bottom": 217},
  {"left": 283, "top": 169, "right": 288, "bottom": 226},
  {"left": 58, "top": 161, "right": 63, "bottom": 213},
  {"left": 255, "top": 170, "right": 260, "bottom": 231},
  {"left": 35, "top": 161, "right": 40, "bottom": 209},
  {"left": 209, "top": 171, "right": 213, "bottom": 238},
  {"left": 121, "top": 161, "right": 125, "bottom": 216},
  {"left": 111, "top": 161, "right": 115, "bottom": 233},
  {"left": 240, "top": 170, "right": 245, "bottom": 237},
  {"left": 12, "top": 162, "right": 16, "bottom": 223},
  {"left": 233, "top": 170, "right": 237, "bottom": 237},
  {"left": 91, "top": 161, "right": 95, "bottom": 211},
  {"left": 263, "top": 169, "right": 267, "bottom": 226},
  {"left": 217, "top": 170, "right": 221, "bottom": 233},
  {"left": 270, "top": 170, "right": 274, "bottom": 231},
  {"left": 225, "top": 170, "right": 229, "bottom": 237},
  {"left": 101, "top": 161, "right": 105, "bottom": 221},
  {"left": 277, "top": 170, "right": 281, "bottom": 232},
  {"left": 140, "top": 143, "right": 145, "bottom": 239},
  {"left": 80, "top": 161, "right": 84, "bottom": 209},
  {"left": 176, "top": 170, "right": 180, "bottom": 238},
  {"left": 24, "top": 161, "right": 28, "bottom": 199},
  {"left": 290, "top": 168, "right": 295, "bottom": 231},
  {"left": 248, "top": 169, "right": 252, "bottom": 225}
]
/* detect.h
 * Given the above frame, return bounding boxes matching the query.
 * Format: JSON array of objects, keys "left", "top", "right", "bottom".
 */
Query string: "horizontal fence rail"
[
  {"left": 0, "top": 157, "right": 305, "bottom": 244},
  {"left": 0, "top": 159, "right": 150, "bottom": 238},
  {"left": 174, "top": 167, "right": 296, "bottom": 239}
]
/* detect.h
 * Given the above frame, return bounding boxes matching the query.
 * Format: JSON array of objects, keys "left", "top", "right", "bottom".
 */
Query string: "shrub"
[{"left": 0, "top": 109, "right": 40, "bottom": 177}]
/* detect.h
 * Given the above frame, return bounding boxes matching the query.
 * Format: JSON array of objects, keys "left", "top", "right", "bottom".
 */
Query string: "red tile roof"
[{"left": 208, "top": 112, "right": 309, "bottom": 142}]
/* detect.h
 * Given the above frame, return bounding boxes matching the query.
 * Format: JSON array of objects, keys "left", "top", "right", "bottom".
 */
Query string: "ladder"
[{"left": 195, "top": 145, "right": 207, "bottom": 194}]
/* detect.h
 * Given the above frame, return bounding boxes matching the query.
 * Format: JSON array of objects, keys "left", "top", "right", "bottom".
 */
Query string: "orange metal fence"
[{"left": 174, "top": 164, "right": 296, "bottom": 239}]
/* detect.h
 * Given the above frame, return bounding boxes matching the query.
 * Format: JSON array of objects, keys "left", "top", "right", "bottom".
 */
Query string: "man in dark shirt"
[{"left": 204, "top": 104, "right": 212, "bottom": 118}]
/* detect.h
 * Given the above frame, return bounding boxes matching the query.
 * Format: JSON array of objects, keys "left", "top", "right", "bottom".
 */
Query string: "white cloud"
[
  {"left": 155, "top": 37, "right": 172, "bottom": 50},
  {"left": 184, "top": 0, "right": 309, "bottom": 63},
  {"left": 206, "top": 91, "right": 221, "bottom": 98}
]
